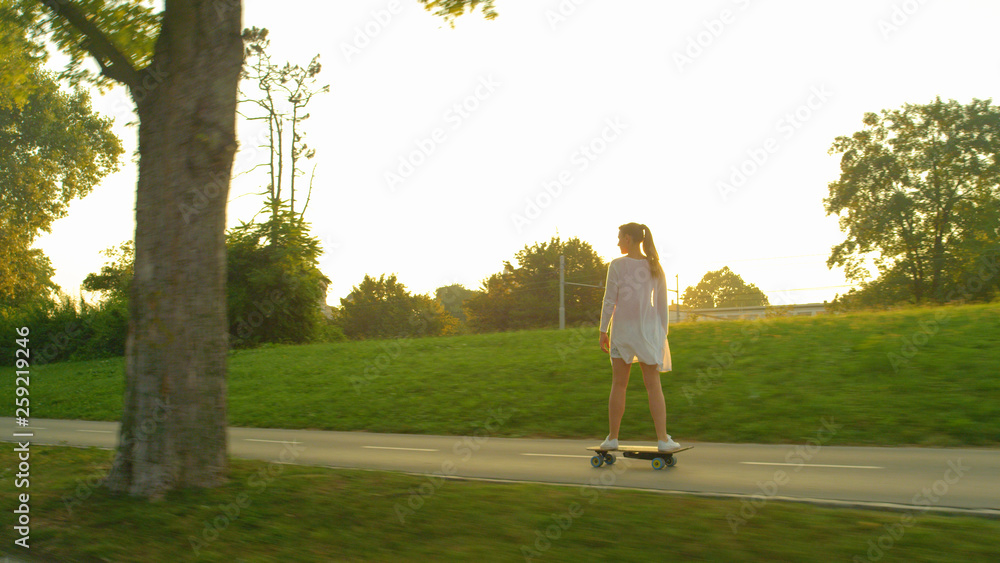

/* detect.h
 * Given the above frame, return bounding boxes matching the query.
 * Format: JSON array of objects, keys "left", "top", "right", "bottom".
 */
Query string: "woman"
[{"left": 598, "top": 222, "right": 679, "bottom": 452}]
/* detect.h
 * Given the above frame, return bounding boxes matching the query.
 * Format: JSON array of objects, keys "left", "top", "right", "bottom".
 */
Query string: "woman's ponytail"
[{"left": 640, "top": 224, "right": 664, "bottom": 280}]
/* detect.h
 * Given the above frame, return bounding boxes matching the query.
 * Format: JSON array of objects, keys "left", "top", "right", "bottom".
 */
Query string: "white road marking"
[
  {"left": 740, "top": 462, "right": 883, "bottom": 469},
  {"left": 362, "top": 446, "right": 438, "bottom": 452},
  {"left": 522, "top": 453, "right": 591, "bottom": 458},
  {"left": 245, "top": 439, "right": 303, "bottom": 444}
]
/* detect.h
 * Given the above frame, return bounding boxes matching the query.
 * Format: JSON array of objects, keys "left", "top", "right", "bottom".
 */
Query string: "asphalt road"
[{"left": 5, "top": 417, "right": 999, "bottom": 516}]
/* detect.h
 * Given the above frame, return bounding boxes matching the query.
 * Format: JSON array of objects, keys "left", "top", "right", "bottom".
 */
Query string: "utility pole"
[
  {"left": 559, "top": 254, "right": 565, "bottom": 330},
  {"left": 666, "top": 273, "right": 680, "bottom": 323}
]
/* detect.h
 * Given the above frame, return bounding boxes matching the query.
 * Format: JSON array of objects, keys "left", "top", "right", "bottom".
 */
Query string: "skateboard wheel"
[
  {"left": 590, "top": 455, "right": 604, "bottom": 468},
  {"left": 604, "top": 453, "right": 616, "bottom": 465},
  {"left": 651, "top": 457, "right": 665, "bottom": 470},
  {"left": 666, "top": 455, "right": 677, "bottom": 467}
]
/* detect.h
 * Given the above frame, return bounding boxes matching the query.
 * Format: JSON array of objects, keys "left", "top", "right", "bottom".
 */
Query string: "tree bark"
[{"left": 105, "top": 0, "right": 243, "bottom": 498}]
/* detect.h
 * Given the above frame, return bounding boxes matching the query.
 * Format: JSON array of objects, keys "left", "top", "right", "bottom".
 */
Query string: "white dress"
[{"left": 599, "top": 257, "right": 672, "bottom": 372}]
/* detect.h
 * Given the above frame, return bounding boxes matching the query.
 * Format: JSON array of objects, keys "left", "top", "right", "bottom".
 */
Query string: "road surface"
[{"left": 5, "top": 418, "right": 998, "bottom": 516}]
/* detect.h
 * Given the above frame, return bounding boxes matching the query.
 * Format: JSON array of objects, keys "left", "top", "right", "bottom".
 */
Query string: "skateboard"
[{"left": 587, "top": 445, "right": 693, "bottom": 470}]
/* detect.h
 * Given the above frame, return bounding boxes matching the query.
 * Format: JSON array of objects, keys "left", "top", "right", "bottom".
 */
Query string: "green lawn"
[
  {"left": 18, "top": 302, "right": 1000, "bottom": 447},
  {"left": 2, "top": 445, "right": 998, "bottom": 562}
]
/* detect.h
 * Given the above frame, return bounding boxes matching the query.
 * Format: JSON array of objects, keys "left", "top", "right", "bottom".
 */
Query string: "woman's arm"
[
  {"left": 599, "top": 261, "right": 618, "bottom": 349},
  {"left": 656, "top": 272, "right": 670, "bottom": 336}
]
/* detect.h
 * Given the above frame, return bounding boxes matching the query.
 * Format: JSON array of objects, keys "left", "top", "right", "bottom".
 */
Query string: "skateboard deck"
[{"left": 587, "top": 445, "right": 693, "bottom": 469}]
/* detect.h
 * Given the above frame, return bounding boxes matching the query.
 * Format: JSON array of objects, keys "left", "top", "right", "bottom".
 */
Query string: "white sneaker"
[
  {"left": 600, "top": 436, "right": 619, "bottom": 450},
  {"left": 658, "top": 436, "right": 680, "bottom": 451}
]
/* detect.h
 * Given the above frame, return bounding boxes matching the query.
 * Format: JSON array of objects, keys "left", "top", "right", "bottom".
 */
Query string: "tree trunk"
[{"left": 106, "top": 0, "right": 243, "bottom": 498}]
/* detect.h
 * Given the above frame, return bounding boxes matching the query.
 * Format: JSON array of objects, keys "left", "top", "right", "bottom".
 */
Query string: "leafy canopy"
[
  {"left": 338, "top": 274, "right": 451, "bottom": 339},
  {"left": 0, "top": 0, "right": 48, "bottom": 108},
  {"left": 825, "top": 97, "right": 1000, "bottom": 305},
  {"left": 682, "top": 267, "right": 769, "bottom": 309},
  {"left": 464, "top": 236, "right": 607, "bottom": 332},
  {"left": 0, "top": 37, "right": 123, "bottom": 308},
  {"left": 418, "top": 0, "right": 497, "bottom": 26},
  {"left": 82, "top": 240, "right": 134, "bottom": 303},
  {"left": 226, "top": 204, "right": 331, "bottom": 347},
  {"left": 19, "top": 0, "right": 159, "bottom": 91}
]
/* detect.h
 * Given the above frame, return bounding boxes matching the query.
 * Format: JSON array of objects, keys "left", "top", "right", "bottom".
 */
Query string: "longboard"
[{"left": 587, "top": 445, "right": 693, "bottom": 470}]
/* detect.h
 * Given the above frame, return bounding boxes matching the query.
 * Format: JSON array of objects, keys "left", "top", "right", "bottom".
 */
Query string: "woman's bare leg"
[
  {"left": 608, "top": 358, "right": 631, "bottom": 440},
  {"left": 640, "top": 363, "right": 669, "bottom": 443}
]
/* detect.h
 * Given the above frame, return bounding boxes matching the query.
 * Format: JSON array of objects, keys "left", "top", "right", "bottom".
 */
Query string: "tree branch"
[
  {"left": 40, "top": 0, "right": 141, "bottom": 90},
  {"left": 299, "top": 163, "right": 317, "bottom": 221}
]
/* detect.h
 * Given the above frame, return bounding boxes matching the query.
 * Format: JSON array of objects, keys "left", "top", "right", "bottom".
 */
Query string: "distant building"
[{"left": 671, "top": 303, "right": 828, "bottom": 322}]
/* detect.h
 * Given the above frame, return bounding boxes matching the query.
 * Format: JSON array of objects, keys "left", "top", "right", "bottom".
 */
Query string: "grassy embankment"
[{"left": 22, "top": 302, "right": 1000, "bottom": 447}]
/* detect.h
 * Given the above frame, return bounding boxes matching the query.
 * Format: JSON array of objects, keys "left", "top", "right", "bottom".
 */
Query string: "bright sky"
[{"left": 34, "top": 0, "right": 1000, "bottom": 308}]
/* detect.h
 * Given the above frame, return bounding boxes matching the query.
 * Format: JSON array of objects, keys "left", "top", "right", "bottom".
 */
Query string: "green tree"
[
  {"left": 227, "top": 205, "right": 330, "bottom": 347},
  {"left": 339, "top": 274, "right": 450, "bottom": 339},
  {"left": 463, "top": 271, "right": 515, "bottom": 332},
  {"left": 464, "top": 236, "right": 607, "bottom": 331},
  {"left": 825, "top": 97, "right": 1000, "bottom": 306},
  {"left": 82, "top": 241, "right": 134, "bottom": 303},
  {"left": 239, "top": 27, "right": 328, "bottom": 222},
  {"left": 435, "top": 283, "right": 477, "bottom": 323},
  {"left": 682, "top": 266, "right": 769, "bottom": 309},
  {"left": 0, "top": 235, "right": 57, "bottom": 314},
  {"left": 0, "top": 57, "right": 122, "bottom": 311},
  {"left": 229, "top": 29, "right": 332, "bottom": 347},
  {"left": 0, "top": 0, "right": 46, "bottom": 108}
]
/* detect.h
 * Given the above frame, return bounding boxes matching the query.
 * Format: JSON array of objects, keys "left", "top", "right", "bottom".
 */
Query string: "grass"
[
  {"left": 16, "top": 302, "right": 1000, "bottom": 447},
  {"left": 2, "top": 445, "right": 999, "bottom": 562}
]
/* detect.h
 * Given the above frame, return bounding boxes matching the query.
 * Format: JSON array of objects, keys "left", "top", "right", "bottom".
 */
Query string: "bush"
[
  {"left": 227, "top": 206, "right": 331, "bottom": 348},
  {"left": 0, "top": 294, "right": 128, "bottom": 365}
]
